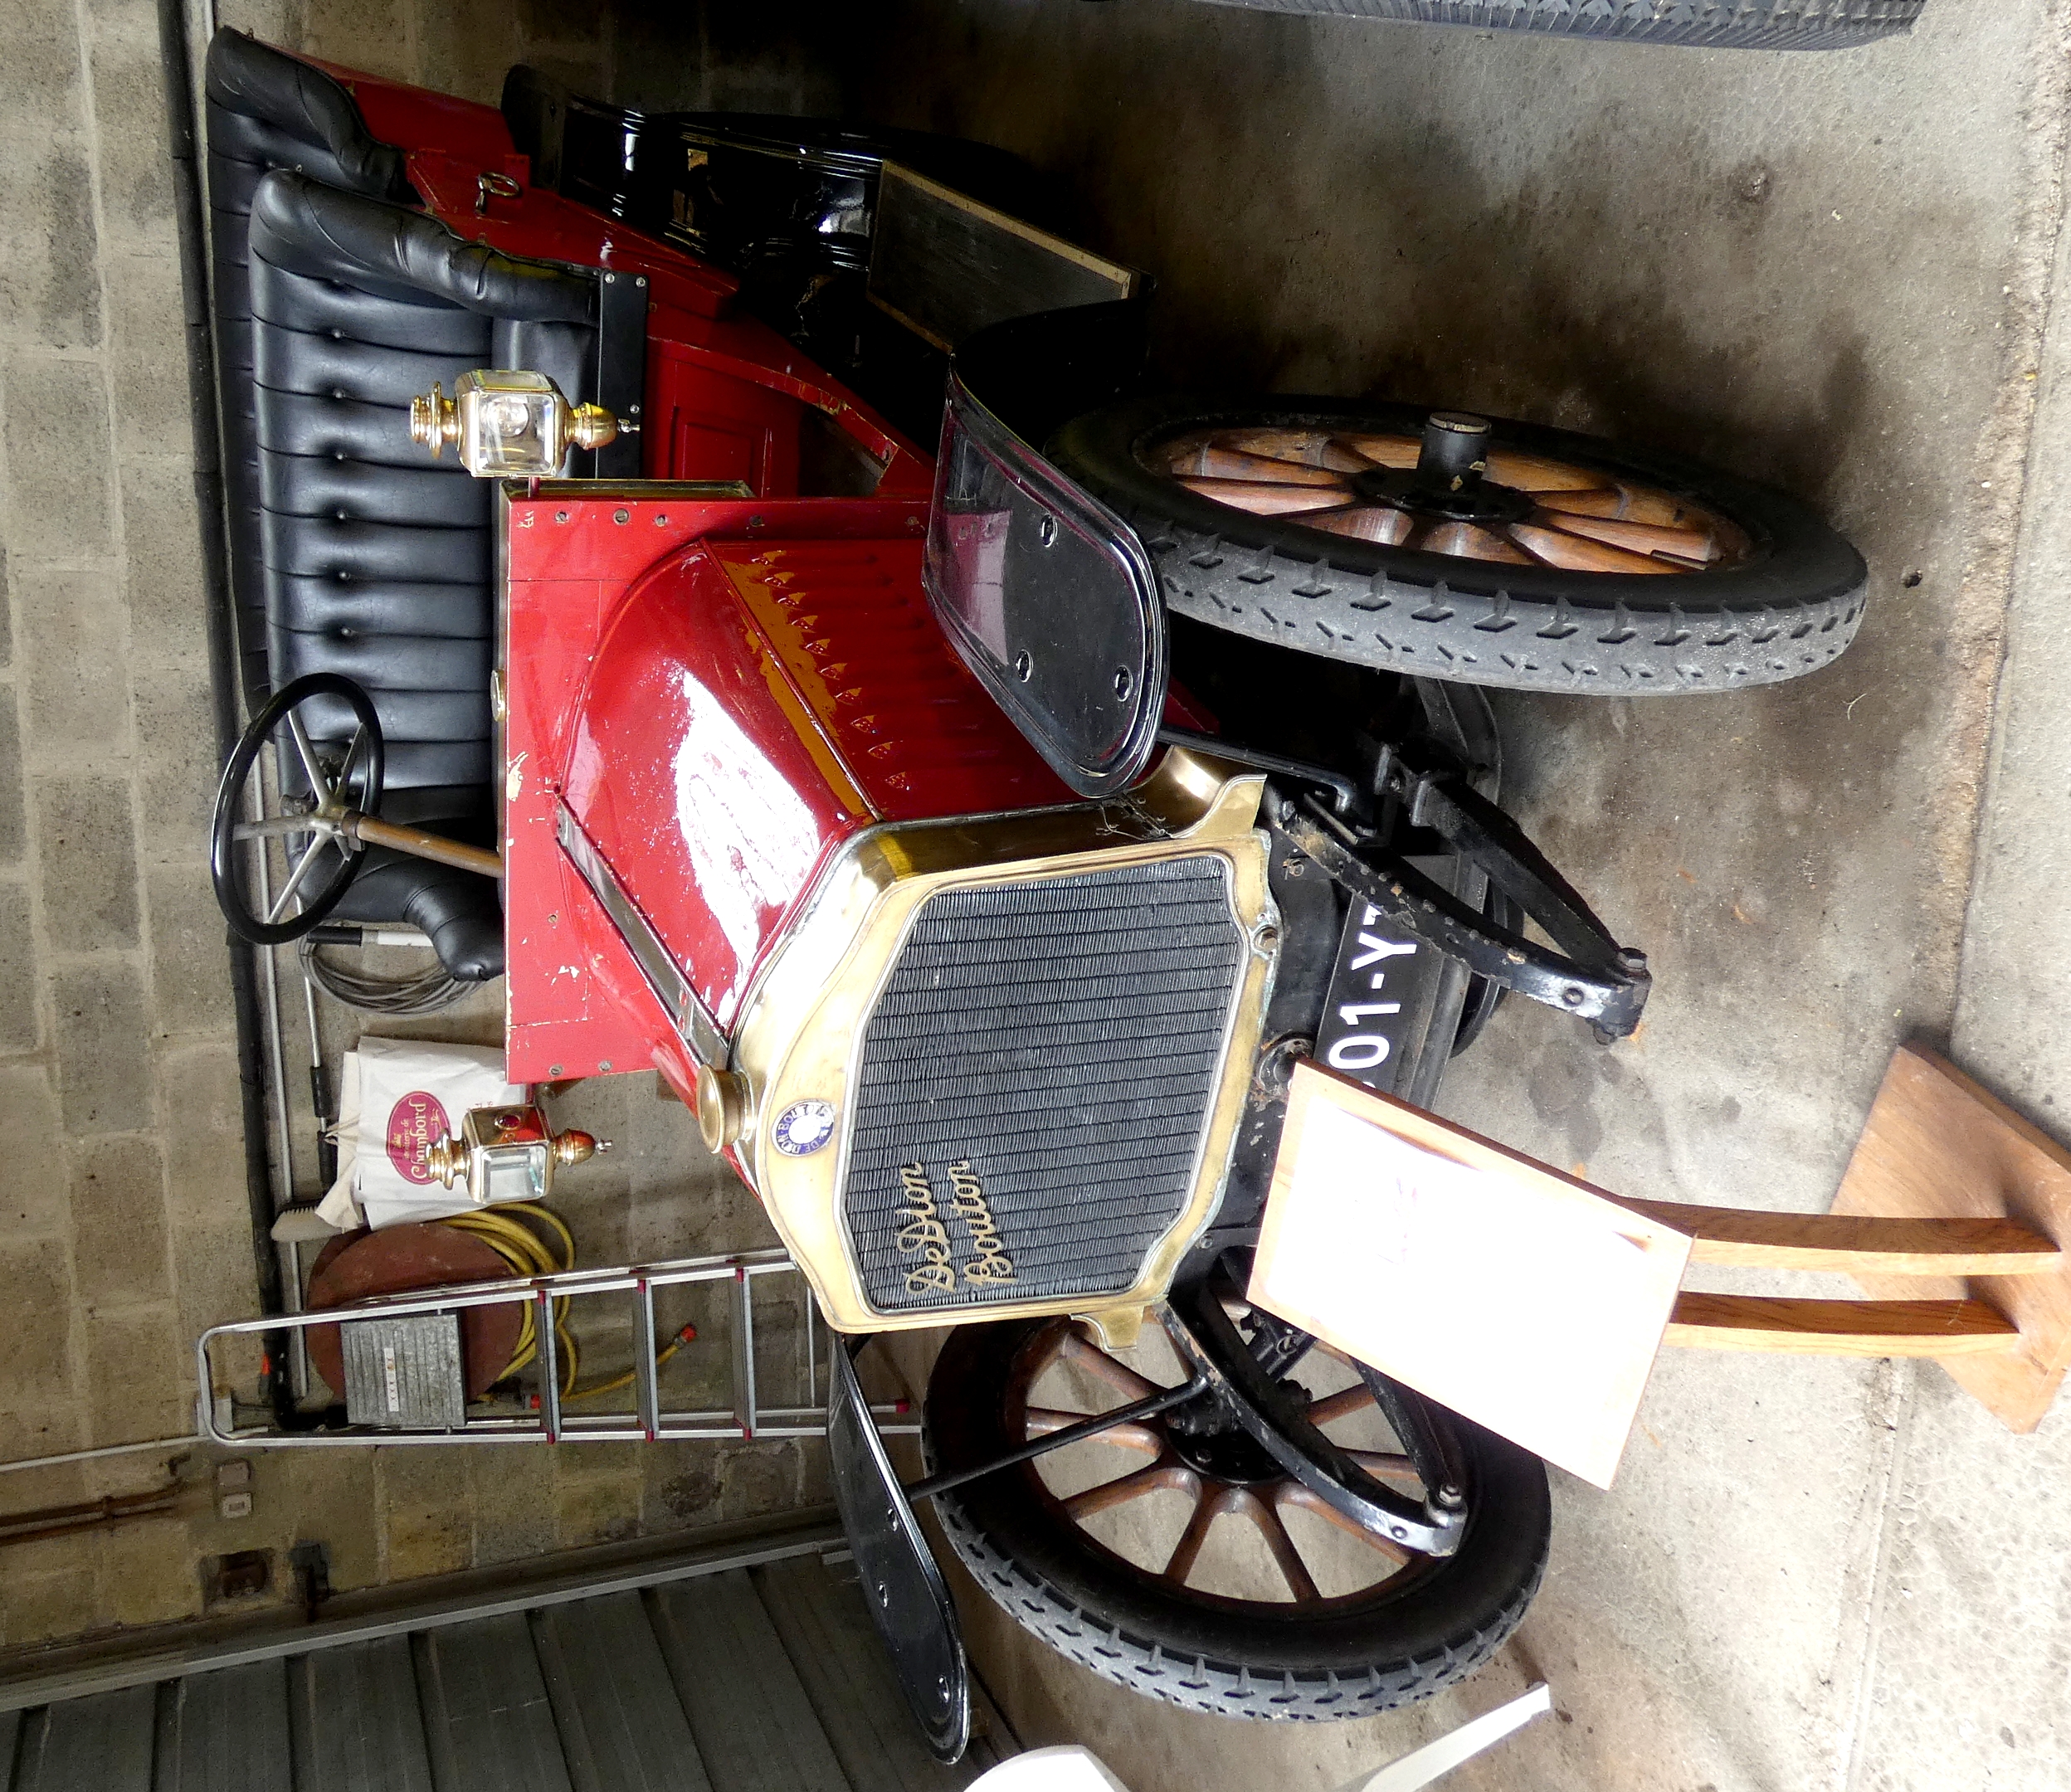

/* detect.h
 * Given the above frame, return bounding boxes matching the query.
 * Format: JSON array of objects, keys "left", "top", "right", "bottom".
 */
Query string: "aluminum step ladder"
[{"left": 198, "top": 1248, "right": 919, "bottom": 1449}]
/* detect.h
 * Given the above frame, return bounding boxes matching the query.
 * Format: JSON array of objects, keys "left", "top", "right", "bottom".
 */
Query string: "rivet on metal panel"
[
  {"left": 655, "top": 514, "right": 668, "bottom": 526},
  {"left": 614, "top": 509, "right": 630, "bottom": 524},
  {"left": 547, "top": 912, "right": 558, "bottom": 926},
  {"left": 906, "top": 514, "right": 923, "bottom": 532},
  {"left": 549, "top": 1064, "right": 564, "bottom": 1076},
  {"left": 555, "top": 509, "right": 570, "bottom": 523},
  {"left": 599, "top": 1059, "right": 613, "bottom": 1071},
  {"left": 636, "top": 277, "right": 647, "bottom": 287},
  {"left": 748, "top": 515, "right": 766, "bottom": 531}
]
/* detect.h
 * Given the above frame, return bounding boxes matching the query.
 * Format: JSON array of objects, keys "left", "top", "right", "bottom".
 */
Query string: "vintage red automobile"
[{"left": 201, "top": 29, "right": 1866, "bottom": 1739}]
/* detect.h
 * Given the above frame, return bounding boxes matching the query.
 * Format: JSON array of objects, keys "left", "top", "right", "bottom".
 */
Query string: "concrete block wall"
[
  {"left": 0, "top": 0, "right": 845, "bottom": 1654},
  {"left": 0, "top": 0, "right": 255, "bottom": 1643}
]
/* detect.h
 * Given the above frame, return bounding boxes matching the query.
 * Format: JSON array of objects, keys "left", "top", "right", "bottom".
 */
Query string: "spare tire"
[
  {"left": 1048, "top": 394, "right": 1869, "bottom": 695},
  {"left": 1182, "top": 0, "right": 1922, "bottom": 51}
]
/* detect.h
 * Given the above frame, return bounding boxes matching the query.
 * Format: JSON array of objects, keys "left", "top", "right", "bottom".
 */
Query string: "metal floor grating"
[{"left": 1, "top": 1554, "right": 997, "bottom": 1792}]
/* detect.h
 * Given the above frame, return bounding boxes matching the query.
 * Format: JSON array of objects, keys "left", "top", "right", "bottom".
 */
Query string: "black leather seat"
[
  {"left": 207, "top": 31, "right": 612, "bottom": 984},
  {"left": 207, "top": 29, "right": 416, "bottom": 710}
]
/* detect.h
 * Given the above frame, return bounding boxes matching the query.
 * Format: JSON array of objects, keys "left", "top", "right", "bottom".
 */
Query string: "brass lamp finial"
[
  {"left": 568, "top": 403, "right": 621, "bottom": 450},
  {"left": 552, "top": 1127, "right": 602, "bottom": 1169}
]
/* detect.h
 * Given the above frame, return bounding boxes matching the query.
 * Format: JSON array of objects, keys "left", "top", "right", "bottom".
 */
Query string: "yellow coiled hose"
[
  {"left": 435, "top": 1204, "right": 695, "bottom": 1402},
  {"left": 437, "top": 1203, "right": 578, "bottom": 1390}
]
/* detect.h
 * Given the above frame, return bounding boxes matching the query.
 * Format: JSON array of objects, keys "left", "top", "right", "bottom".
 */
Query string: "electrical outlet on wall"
[{"left": 215, "top": 1458, "right": 254, "bottom": 1520}]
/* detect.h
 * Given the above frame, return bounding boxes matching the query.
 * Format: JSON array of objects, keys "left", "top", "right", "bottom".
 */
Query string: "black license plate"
[{"left": 1312, "top": 864, "right": 1450, "bottom": 1097}]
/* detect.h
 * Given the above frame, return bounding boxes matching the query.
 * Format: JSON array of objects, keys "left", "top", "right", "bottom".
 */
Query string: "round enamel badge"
[{"left": 772, "top": 1098, "right": 838, "bottom": 1157}]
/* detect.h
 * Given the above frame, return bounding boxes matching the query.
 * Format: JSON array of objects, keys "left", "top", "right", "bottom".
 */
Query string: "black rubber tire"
[
  {"left": 1185, "top": 0, "right": 1922, "bottom": 49},
  {"left": 1048, "top": 394, "right": 1869, "bottom": 696},
  {"left": 925, "top": 1320, "right": 1552, "bottom": 1719}
]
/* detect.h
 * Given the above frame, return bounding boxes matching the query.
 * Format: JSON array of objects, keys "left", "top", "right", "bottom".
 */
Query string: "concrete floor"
[{"left": 817, "top": 2, "right": 2071, "bottom": 1789}]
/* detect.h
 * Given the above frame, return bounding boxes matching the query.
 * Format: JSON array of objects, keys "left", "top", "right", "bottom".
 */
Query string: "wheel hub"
[
  {"left": 1349, "top": 411, "right": 1533, "bottom": 527},
  {"left": 1162, "top": 1406, "right": 1285, "bottom": 1486}
]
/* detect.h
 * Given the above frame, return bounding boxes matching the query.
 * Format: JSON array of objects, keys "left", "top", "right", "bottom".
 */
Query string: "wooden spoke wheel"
[
  {"left": 923, "top": 1314, "right": 1550, "bottom": 1719},
  {"left": 1048, "top": 396, "right": 1869, "bottom": 694},
  {"left": 1154, "top": 418, "right": 1752, "bottom": 577}
]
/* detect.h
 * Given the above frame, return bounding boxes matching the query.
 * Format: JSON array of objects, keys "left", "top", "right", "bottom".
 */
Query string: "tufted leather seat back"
[
  {"left": 206, "top": 28, "right": 613, "bottom": 986},
  {"left": 207, "top": 30, "right": 417, "bottom": 709},
  {"left": 246, "top": 170, "right": 597, "bottom": 821}
]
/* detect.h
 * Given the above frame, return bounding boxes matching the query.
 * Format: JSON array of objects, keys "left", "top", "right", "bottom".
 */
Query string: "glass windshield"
[{"left": 923, "top": 370, "right": 1167, "bottom": 797}]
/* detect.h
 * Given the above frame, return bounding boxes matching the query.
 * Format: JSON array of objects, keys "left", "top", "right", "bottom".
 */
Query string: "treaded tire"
[
  {"left": 925, "top": 1320, "right": 1552, "bottom": 1719},
  {"left": 1048, "top": 394, "right": 1869, "bottom": 696},
  {"left": 1185, "top": 0, "right": 1922, "bottom": 49}
]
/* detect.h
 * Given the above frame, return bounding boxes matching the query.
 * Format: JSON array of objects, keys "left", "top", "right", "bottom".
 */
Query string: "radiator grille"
[{"left": 842, "top": 855, "right": 1245, "bottom": 1313}]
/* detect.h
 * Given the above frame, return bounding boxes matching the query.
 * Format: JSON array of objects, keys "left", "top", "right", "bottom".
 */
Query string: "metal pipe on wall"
[{"left": 157, "top": 0, "right": 290, "bottom": 1380}]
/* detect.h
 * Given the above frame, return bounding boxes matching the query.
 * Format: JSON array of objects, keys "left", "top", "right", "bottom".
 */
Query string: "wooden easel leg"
[{"left": 1663, "top": 1293, "right": 2020, "bottom": 1356}]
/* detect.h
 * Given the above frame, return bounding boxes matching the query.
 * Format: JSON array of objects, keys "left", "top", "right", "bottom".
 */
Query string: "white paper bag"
[{"left": 316, "top": 1037, "right": 522, "bottom": 1230}]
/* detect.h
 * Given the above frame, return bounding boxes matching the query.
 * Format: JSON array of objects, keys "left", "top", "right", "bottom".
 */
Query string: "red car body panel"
[
  {"left": 314, "top": 62, "right": 933, "bottom": 500},
  {"left": 328, "top": 65, "right": 1190, "bottom": 1120}
]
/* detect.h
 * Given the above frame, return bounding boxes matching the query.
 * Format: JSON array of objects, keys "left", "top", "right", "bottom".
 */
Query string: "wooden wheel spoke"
[
  {"left": 1274, "top": 1481, "right": 1416, "bottom": 1567},
  {"left": 1160, "top": 1486, "right": 1227, "bottom": 1586},
  {"left": 1304, "top": 504, "right": 1414, "bottom": 546},
  {"left": 1306, "top": 1383, "right": 1377, "bottom": 1427},
  {"left": 1169, "top": 441, "right": 1347, "bottom": 485},
  {"left": 1530, "top": 507, "right": 1719, "bottom": 563},
  {"left": 1537, "top": 480, "right": 1695, "bottom": 528},
  {"left": 1508, "top": 519, "right": 1680, "bottom": 575},
  {"left": 1331, "top": 431, "right": 1420, "bottom": 469},
  {"left": 1347, "top": 1449, "right": 1420, "bottom": 1483},
  {"left": 1062, "top": 1462, "right": 1194, "bottom": 1522},
  {"left": 1485, "top": 447, "right": 1611, "bottom": 493},
  {"left": 1240, "top": 1493, "right": 1323, "bottom": 1603},
  {"left": 1176, "top": 475, "right": 1352, "bottom": 516},
  {"left": 1196, "top": 427, "right": 1372, "bottom": 472},
  {"left": 1419, "top": 519, "right": 1533, "bottom": 565},
  {"left": 1054, "top": 1327, "right": 1166, "bottom": 1403},
  {"left": 1025, "top": 1405, "right": 1164, "bottom": 1456}
]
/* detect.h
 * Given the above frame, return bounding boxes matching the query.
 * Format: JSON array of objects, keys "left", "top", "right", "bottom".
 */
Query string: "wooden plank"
[
  {"left": 1606, "top": 1200, "right": 2061, "bottom": 1275},
  {"left": 1664, "top": 1293, "right": 2020, "bottom": 1356},
  {"left": 867, "top": 162, "right": 1138, "bottom": 353},
  {"left": 1248, "top": 1060, "right": 1693, "bottom": 1491},
  {"left": 1830, "top": 1042, "right": 2071, "bottom": 1430}
]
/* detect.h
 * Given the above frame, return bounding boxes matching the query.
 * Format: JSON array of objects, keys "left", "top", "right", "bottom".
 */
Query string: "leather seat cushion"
[{"left": 206, "top": 28, "right": 416, "bottom": 709}]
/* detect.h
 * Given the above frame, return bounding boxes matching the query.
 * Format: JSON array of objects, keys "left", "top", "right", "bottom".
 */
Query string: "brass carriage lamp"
[
  {"left": 424, "top": 1103, "right": 607, "bottom": 1205},
  {"left": 410, "top": 369, "right": 634, "bottom": 477}
]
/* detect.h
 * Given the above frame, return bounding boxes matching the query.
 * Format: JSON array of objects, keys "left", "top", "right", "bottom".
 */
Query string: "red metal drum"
[{"left": 305, "top": 1225, "right": 525, "bottom": 1404}]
